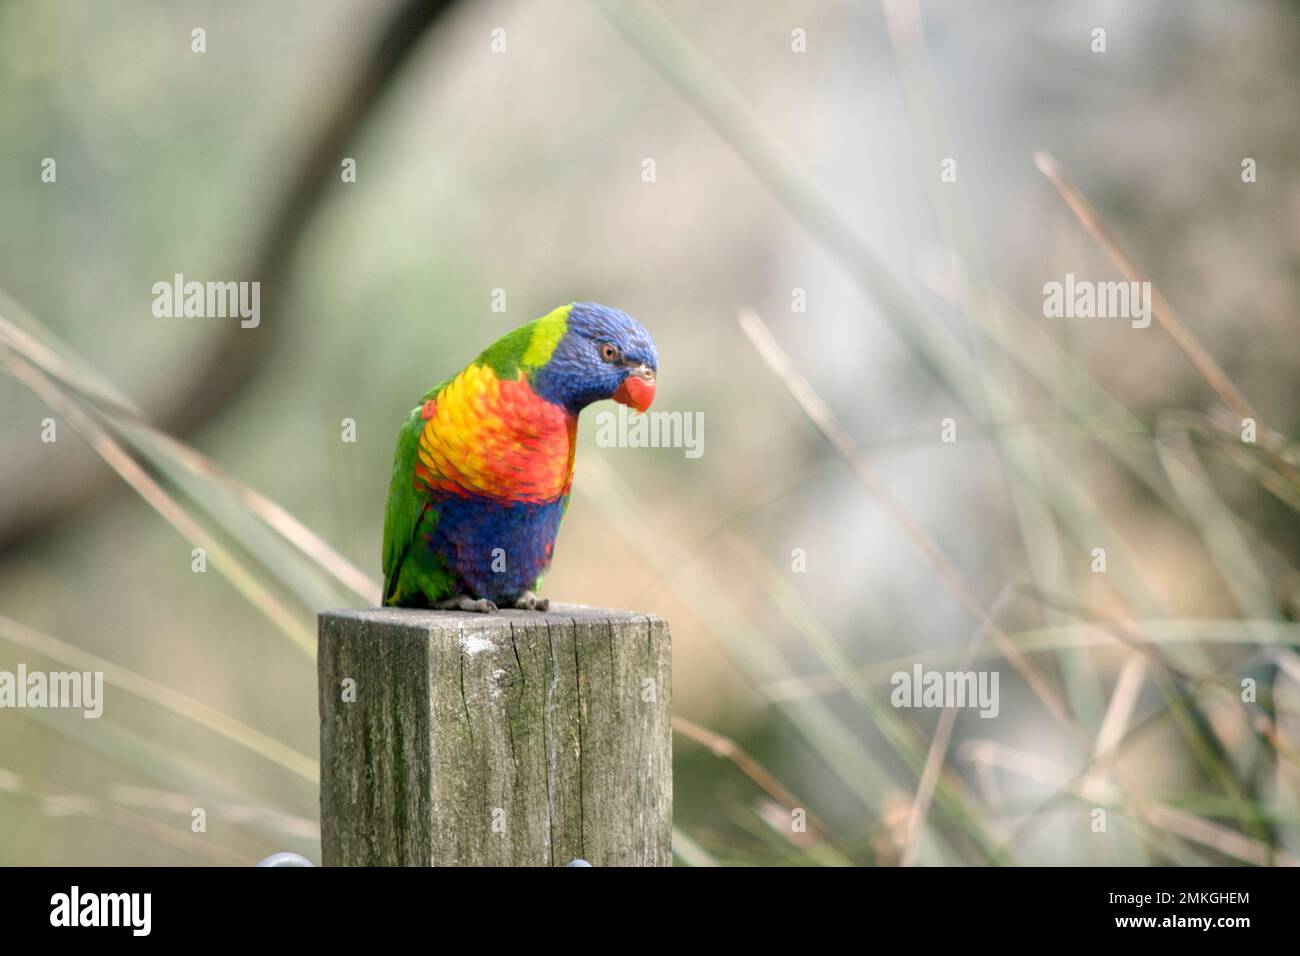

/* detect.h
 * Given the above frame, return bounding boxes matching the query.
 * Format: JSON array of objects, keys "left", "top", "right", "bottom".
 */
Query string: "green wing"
[{"left": 381, "top": 404, "right": 426, "bottom": 604}]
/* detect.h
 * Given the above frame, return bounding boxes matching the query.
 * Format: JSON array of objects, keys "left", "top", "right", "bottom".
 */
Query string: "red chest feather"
[{"left": 414, "top": 364, "right": 576, "bottom": 503}]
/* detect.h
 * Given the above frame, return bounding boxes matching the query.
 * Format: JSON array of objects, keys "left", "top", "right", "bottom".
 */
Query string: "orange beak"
[{"left": 613, "top": 367, "right": 656, "bottom": 412}]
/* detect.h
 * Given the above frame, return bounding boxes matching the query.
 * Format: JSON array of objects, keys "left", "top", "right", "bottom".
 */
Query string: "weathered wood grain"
[{"left": 319, "top": 605, "right": 671, "bottom": 866}]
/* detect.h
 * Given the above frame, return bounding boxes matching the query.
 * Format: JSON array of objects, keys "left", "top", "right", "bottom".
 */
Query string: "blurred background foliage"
[{"left": 1, "top": 0, "right": 1298, "bottom": 865}]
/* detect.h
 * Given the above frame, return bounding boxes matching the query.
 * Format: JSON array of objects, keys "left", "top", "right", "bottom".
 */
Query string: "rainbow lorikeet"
[{"left": 382, "top": 302, "right": 658, "bottom": 612}]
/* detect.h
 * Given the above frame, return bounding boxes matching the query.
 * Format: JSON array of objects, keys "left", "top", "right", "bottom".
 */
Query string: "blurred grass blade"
[
  {"left": 0, "top": 613, "right": 318, "bottom": 784},
  {"left": 1154, "top": 414, "right": 1277, "bottom": 620},
  {"left": 765, "top": 617, "right": 1300, "bottom": 700},
  {"left": 1033, "top": 151, "right": 1259, "bottom": 424},
  {"left": 965, "top": 740, "right": 1295, "bottom": 866},
  {"left": 674, "top": 715, "right": 840, "bottom": 851},
  {"left": 899, "top": 585, "right": 1016, "bottom": 867},
  {"left": 578, "top": 455, "right": 1000, "bottom": 863},
  {"left": 17, "top": 704, "right": 319, "bottom": 856},
  {"left": 596, "top": 1, "right": 1216, "bottom": 717},
  {"left": 108, "top": 784, "right": 318, "bottom": 842},
  {"left": 0, "top": 765, "right": 259, "bottom": 866},
  {"left": 126, "top": 419, "right": 381, "bottom": 605},
  {"left": 879, "top": 0, "right": 1108, "bottom": 742},
  {"left": 724, "top": 532, "right": 1010, "bottom": 861},
  {"left": 592, "top": 0, "right": 975, "bottom": 395},
  {"left": 737, "top": 307, "right": 1070, "bottom": 725},
  {"left": 672, "top": 827, "right": 720, "bottom": 867},
  {"left": 1, "top": 347, "right": 317, "bottom": 656},
  {"left": 0, "top": 288, "right": 143, "bottom": 418},
  {"left": 0, "top": 304, "right": 380, "bottom": 607}
]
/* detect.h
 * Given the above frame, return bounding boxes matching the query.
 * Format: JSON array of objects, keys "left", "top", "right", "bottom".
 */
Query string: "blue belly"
[{"left": 427, "top": 495, "right": 566, "bottom": 601}]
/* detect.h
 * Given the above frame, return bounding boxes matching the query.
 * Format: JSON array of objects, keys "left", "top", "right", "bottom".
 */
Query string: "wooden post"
[{"left": 318, "top": 605, "right": 672, "bottom": 866}]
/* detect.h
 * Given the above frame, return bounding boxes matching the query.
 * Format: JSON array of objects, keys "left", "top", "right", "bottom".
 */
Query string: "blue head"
[{"left": 530, "top": 302, "right": 658, "bottom": 414}]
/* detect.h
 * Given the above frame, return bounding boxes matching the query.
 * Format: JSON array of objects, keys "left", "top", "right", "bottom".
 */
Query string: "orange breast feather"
[{"left": 414, "top": 363, "right": 576, "bottom": 503}]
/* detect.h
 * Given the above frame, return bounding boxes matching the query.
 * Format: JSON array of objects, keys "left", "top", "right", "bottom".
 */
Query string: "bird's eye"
[{"left": 599, "top": 343, "right": 621, "bottom": 363}]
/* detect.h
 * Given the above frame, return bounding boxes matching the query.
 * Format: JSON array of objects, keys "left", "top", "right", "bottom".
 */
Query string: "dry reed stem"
[
  {"left": 673, "top": 715, "right": 836, "bottom": 845},
  {"left": 737, "top": 307, "right": 1070, "bottom": 725},
  {"left": 1033, "top": 151, "right": 1256, "bottom": 423},
  {"left": 0, "top": 349, "right": 315, "bottom": 655},
  {"left": 900, "top": 584, "right": 1017, "bottom": 866}
]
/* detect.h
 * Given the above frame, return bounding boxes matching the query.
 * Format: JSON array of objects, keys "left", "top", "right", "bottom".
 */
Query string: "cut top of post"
[
  {"left": 322, "top": 603, "right": 660, "bottom": 630},
  {"left": 318, "top": 603, "right": 672, "bottom": 866}
]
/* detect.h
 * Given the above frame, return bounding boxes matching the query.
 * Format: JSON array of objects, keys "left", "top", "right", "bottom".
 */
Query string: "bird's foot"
[
  {"left": 513, "top": 591, "right": 550, "bottom": 612},
  {"left": 433, "top": 595, "right": 498, "bottom": 614}
]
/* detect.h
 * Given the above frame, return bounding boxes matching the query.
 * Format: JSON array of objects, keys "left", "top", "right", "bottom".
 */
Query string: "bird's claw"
[
  {"left": 434, "top": 595, "right": 498, "bottom": 614},
  {"left": 513, "top": 591, "right": 550, "bottom": 612}
]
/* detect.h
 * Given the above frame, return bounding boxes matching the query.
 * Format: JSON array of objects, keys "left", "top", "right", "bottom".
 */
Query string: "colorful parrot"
[{"left": 382, "top": 302, "right": 658, "bottom": 612}]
